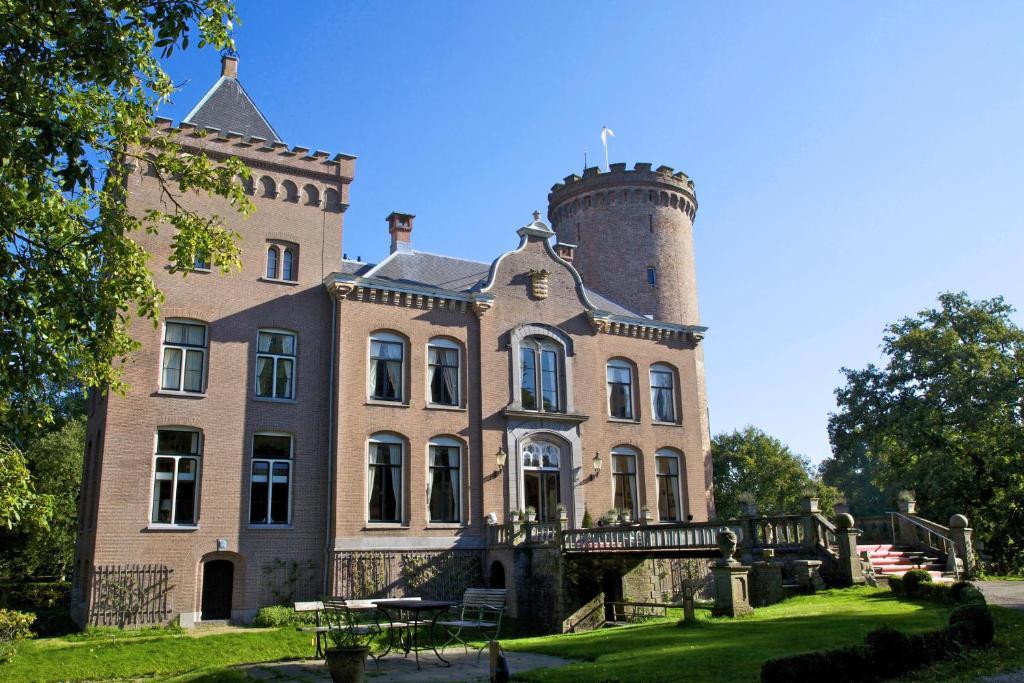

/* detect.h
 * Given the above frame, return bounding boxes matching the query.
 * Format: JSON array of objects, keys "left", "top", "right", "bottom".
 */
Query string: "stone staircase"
[{"left": 858, "top": 544, "right": 948, "bottom": 581}]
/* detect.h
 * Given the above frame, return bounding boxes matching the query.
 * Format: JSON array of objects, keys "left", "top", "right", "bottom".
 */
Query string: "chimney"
[
  {"left": 221, "top": 54, "right": 238, "bottom": 78},
  {"left": 387, "top": 212, "right": 415, "bottom": 254},
  {"left": 556, "top": 242, "right": 576, "bottom": 263}
]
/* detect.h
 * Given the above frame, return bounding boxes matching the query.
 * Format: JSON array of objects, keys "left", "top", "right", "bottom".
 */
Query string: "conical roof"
[{"left": 183, "top": 56, "right": 281, "bottom": 141}]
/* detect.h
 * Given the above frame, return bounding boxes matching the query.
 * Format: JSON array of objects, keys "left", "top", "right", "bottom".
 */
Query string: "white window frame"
[
  {"left": 149, "top": 428, "right": 202, "bottom": 527},
  {"left": 255, "top": 329, "right": 297, "bottom": 400},
  {"left": 266, "top": 245, "right": 279, "bottom": 279},
  {"left": 426, "top": 436, "right": 462, "bottom": 524},
  {"left": 606, "top": 359, "right": 636, "bottom": 420},
  {"left": 655, "top": 449, "right": 684, "bottom": 522},
  {"left": 520, "top": 336, "right": 563, "bottom": 413},
  {"left": 368, "top": 332, "right": 406, "bottom": 403},
  {"left": 282, "top": 247, "right": 295, "bottom": 281},
  {"left": 368, "top": 433, "right": 405, "bottom": 524},
  {"left": 611, "top": 446, "right": 639, "bottom": 518},
  {"left": 249, "top": 431, "right": 293, "bottom": 526},
  {"left": 650, "top": 363, "right": 678, "bottom": 424},
  {"left": 160, "top": 320, "right": 207, "bottom": 394},
  {"left": 426, "top": 337, "right": 462, "bottom": 407}
]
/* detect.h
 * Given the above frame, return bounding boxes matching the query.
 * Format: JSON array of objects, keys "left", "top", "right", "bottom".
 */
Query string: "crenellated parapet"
[
  {"left": 146, "top": 117, "right": 355, "bottom": 213},
  {"left": 547, "top": 162, "right": 697, "bottom": 227}
]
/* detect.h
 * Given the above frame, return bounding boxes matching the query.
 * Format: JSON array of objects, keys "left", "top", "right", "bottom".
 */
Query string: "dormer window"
[{"left": 520, "top": 336, "right": 561, "bottom": 412}]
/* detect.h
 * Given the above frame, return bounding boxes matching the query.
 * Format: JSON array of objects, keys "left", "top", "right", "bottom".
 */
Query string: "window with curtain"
[
  {"left": 428, "top": 340, "right": 460, "bottom": 406},
  {"left": 266, "top": 246, "right": 279, "bottom": 279},
  {"left": 611, "top": 448, "right": 639, "bottom": 517},
  {"left": 194, "top": 253, "right": 210, "bottom": 270},
  {"left": 369, "top": 334, "right": 404, "bottom": 401},
  {"left": 428, "top": 439, "right": 460, "bottom": 522},
  {"left": 282, "top": 248, "right": 295, "bottom": 281},
  {"left": 161, "top": 321, "right": 207, "bottom": 393},
  {"left": 151, "top": 429, "right": 201, "bottom": 525},
  {"left": 368, "top": 436, "right": 403, "bottom": 522},
  {"left": 520, "top": 336, "right": 561, "bottom": 412},
  {"left": 607, "top": 360, "right": 634, "bottom": 419},
  {"left": 656, "top": 450, "right": 683, "bottom": 521},
  {"left": 250, "top": 433, "right": 292, "bottom": 525},
  {"left": 650, "top": 364, "right": 677, "bottom": 423},
  {"left": 256, "top": 330, "right": 296, "bottom": 399}
]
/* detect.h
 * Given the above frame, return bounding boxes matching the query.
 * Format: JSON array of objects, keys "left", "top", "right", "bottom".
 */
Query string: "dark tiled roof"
[
  {"left": 184, "top": 77, "right": 281, "bottom": 142},
  {"left": 339, "top": 259, "right": 375, "bottom": 276},
  {"left": 369, "top": 251, "right": 491, "bottom": 292},
  {"left": 584, "top": 288, "right": 643, "bottom": 318}
]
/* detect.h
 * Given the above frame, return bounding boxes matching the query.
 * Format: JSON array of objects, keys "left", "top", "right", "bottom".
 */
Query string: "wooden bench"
[
  {"left": 294, "top": 600, "right": 328, "bottom": 657},
  {"left": 436, "top": 588, "right": 507, "bottom": 658}
]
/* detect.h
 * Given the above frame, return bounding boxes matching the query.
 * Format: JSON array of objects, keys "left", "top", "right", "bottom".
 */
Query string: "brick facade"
[{"left": 74, "top": 62, "right": 713, "bottom": 628}]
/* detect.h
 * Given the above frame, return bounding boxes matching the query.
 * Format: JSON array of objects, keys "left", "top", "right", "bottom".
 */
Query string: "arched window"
[
  {"left": 302, "top": 184, "right": 320, "bottom": 206},
  {"left": 324, "top": 188, "right": 341, "bottom": 212},
  {"left": 281, "top": 180, "right": 298, "bottom": 202},
  {"left": 368, "top": 433, "right": 403, "bottom": 523},
  {"left": 427, "top": 436, "right": 461, "bottom": 523},
  {"left": 151, "top": 428, "right": 201, "bottom": 526},
  {"left": 655, "top": 449, "right": 684, "bottom": 522},
  {"left": 259, "top": 176, "right": 276, "bottom": 198},
  {"left": 266, "top": 246, "right": 279, "bottom": 279},
  {"left": 282, "top": 248, "right": 294, "bottom": 281},
  {"left": 607, "top": 359, "right": 635, "bottom": 420},
  {"left": 521, "top": 337, "right": 561, "bottom": 412},
  {"left": 522, "top": 438, "right": 562, "bottom": 521},
  {"left": 250, "top": 432, "right": 292, "bottom": 525},
  {"left": 611, "top": 446, "right": 639, "bottom": 518},
  {"left": 369, "top": 332, "right": 405, "bottom": 402},
  {"left": 427, "top": 338, "right": 461, "bottom": 407},
  {"left": 650, "top": 363, "right": 678, "bottom": 424},
  {"left": 241, "top": 176, "right": 255, "bottom": 195}
]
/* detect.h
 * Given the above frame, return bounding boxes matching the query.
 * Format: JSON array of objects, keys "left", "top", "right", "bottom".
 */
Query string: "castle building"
[{"left": 74, "top": 55, "right": 713, "bottom": 628}]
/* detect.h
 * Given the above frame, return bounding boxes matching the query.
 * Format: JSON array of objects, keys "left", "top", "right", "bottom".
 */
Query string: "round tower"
[{"left": 547, "top": 162, "right": 700, "bottom": 325}]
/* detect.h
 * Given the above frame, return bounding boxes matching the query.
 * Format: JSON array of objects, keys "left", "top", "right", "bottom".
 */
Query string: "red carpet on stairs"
[{"left": 857, "top": 544, "right": 945, "bottom": 579}]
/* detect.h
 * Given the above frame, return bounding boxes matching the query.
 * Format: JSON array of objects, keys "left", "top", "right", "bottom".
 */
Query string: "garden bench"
[
  {"left": 294, "top": 600, "right": 328, "bottom": 657},
  {"left": 436, "top": 588, "right": 507, "bottom": 658},
  {"left": 607, "top": 600, "right": 677, "bottom": 623}
]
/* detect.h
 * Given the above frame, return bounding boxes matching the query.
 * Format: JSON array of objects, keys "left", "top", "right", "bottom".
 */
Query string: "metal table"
[{"left": 374, "top": 599, "right": 454, "bottom": 669}]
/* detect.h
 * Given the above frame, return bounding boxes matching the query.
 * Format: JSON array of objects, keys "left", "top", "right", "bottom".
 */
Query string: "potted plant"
[
  {"left": 737, "top": 491, "right": 758, "bottom": 517},
  {"left": 640, "top": 504, "right": 652, "bottom": 523},
  {"left": 799, "top": 486, "right": 820, "bottom": 513},
  {"left": 898, "top": 490, "right": 917, "bottom": 514},
  {"left": 509, "top": 509, "right": 520, "bottom": 522},
  {"left": 556, "top": 503, "right": 568, "bottom": 522},
  {"left": 525, "top": 506, "right": 537, "bottom": 523},
  {"left": 621, "top": 508, "right": 633, "bottom": 524},
  {"left": 324, "top": 615, "right": 372, "bottom": 683}
]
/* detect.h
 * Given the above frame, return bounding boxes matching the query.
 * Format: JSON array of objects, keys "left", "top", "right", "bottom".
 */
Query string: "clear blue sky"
[{"left": 160, "top": 1, "right": 1024, "bottom": 466}]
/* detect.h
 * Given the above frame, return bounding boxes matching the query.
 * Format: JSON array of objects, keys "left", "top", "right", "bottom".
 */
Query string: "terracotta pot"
[{"left": 325, "top": 646, "right": 369, "bottom": 683}]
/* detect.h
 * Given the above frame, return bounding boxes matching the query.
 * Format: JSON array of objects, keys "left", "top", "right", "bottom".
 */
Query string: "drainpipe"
[{"left": 323, "top": 297, "right": 337, "bottom": 595}]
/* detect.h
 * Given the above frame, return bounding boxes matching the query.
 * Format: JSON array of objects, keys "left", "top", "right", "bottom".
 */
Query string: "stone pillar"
[
  {"left": 711, "top": 529, "right": 753, "bottom": 617},
  {"left": 750, "top": 549, "right": 784, "bottom": 607},
  {"left": 896, "top": 498, "right": 920, "bottom": 547},
  {"left": 800, "top": 496, "right": 820, "bottom": 552},
  {"left": 792, "top": 559, "right": 825, "bottom": 592},
  {"left": 834, "top": 513, "right": 866, "bottom": 587},
  {"left": 949, "top": 514, "right": 977, "bottom": 579}
]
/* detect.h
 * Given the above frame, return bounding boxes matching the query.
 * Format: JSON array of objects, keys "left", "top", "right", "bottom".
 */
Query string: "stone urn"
[
  {"left": 800, "top": 496, "right": 820, "bottom": 514},
  {"left": 898, "top": 499, "right": 917, "bottom": 515},
  {"left": 717, "top": 529, "right": 739, "bottom": 565}
]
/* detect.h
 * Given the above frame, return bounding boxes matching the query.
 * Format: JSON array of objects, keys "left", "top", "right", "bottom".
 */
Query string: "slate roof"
[
  {"left": 339, "top": 259, "right": 375, "bottom": 277},
  {"left": 183, "top": 76, "right": 281, "bottom": 142},
  {"left": 583, "top": 288, "right": 644, "bottom": 318}
]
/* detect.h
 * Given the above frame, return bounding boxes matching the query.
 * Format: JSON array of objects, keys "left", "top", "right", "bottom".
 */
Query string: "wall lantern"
[
  {"left": 495, "top": 447, "right": 507, "bottom": 472},
  {"left": 593, "top": 451, "right": 603, "bottom": 476}
]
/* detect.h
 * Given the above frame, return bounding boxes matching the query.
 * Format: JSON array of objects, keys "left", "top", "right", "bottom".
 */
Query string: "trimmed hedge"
[
  {"left": 252, "top": 605, "right": 315, "bottom": 628},
  {"left": 889, "top": 578, "right": 986, "bottom": 606},
  {"left": 761, "top": 599, "right": 995, "bottom": 682}
]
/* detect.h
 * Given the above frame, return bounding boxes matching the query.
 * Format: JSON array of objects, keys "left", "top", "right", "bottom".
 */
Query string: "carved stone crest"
[{"left": 529, "top": 269, "right": 550, "bottom": 299}]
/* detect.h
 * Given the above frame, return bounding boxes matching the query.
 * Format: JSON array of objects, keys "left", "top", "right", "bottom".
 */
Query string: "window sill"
[
  {"left": 253, "top": 396, "right": 297, "bottom": 404},
  {"left": 259, "top": 277, "right": 300, "bottom": 286},
  {"left": 145, "top": 524, "right": 199, "bottom": 532},
  {"left": 193, "top": 267, "right": 212, "bottom": 274},
  {"left": 607, "top": 417, "right": 641, "bottom": 424},
  {"left": 248, "top": 524, "right": 293, "bottom": 530},
  {"left": 365, "top": 400, "right": 409, "bottom": 408},
  {"left": 502, "top": 407, "right": 589, "bottom": 424},
  {"left": 426, "top": 522, "right": 465, "bottom": 529},
  {"left": 652, "top": 420, "right": 682, "bottom": 427},
  {"left": 156, "top": 389, "right": 207, "bottom": 399},
  {"left": 364, "top": 523, "right": 410, "bottom": 530},
  {"left": 425, "top": 404, "right": 466, "bottom": 412}
]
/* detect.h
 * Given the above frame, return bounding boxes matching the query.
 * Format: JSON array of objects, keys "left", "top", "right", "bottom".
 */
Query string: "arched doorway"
[
  {"left": 521, "top": 438, "right": 563, "bottom": 521},
  {"left": 201, "top": 560, "right": 233, "bottom": 621},
  {"left": 489, "top": 561, "right": 506, "bottom": 589}
]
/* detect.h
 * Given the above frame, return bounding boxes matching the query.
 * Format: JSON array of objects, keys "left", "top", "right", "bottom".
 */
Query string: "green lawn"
[
  {"left": 504, "top": 587, "right": 1024, "bottom": 682},
  {"left": 2, "top": 588, "right": 1022, "bottom": 682}
]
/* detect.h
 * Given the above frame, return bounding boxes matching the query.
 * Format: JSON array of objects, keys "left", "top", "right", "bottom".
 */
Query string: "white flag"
[{"left": 601, "top": 126, "right": 615, "bottom": 146}]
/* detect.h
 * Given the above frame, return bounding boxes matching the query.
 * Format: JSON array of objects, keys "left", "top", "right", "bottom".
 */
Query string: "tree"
[
  {"left": 712, "top": 426, "right": 838, "bottom": 520},
  {"left": 0, "top": 439, "right": 52, "bottom": 533},
  {"left": 0, "top": 0, "right": 251, "bottom": 443},
  {"left": 826, "top": 292, "right": 1024, "bottom": 572}
]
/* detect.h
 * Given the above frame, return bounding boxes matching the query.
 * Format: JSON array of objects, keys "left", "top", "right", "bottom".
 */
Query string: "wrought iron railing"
[
  {"left": 561, "top": 521, "right": 741, "bottom": 553},
  {"left": 890, "top": 511, "right": 960, "bottom": 580}
]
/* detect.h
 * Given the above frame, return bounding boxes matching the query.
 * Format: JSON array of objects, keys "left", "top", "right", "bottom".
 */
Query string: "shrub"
[
  {"left": 901, "top": 569, "right": 933, "bottom": 597},
  {"left": 252, "top": 605, "right": 315, "bottom": 628},
  {"left": 949, "top": 603, "right": 995, "bottom": 646},
  {"left": 0, "top": 582, "right": 71, "bottom": 611},
  {"left": 761, "top": 646, "right": 869, "bottom": 683},
  {"left": 888, "top": 576, "right": 903, "bottom": 595},
  {"left": 950, "top": 581, "right": 986, "bottom": 605},
  {"left": 865, "top": 626, "right": 911, "bottom": 677},
  {"left": 0, "top": 609, "right": 36, "bottom": 661}
]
